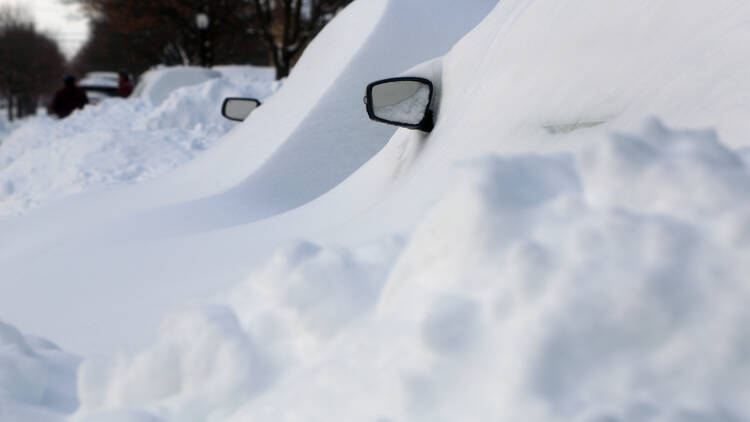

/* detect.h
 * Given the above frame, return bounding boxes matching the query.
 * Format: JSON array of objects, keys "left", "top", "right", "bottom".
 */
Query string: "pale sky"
[{"left": 0, "top": 0, "right": 89, "bottom": 58}]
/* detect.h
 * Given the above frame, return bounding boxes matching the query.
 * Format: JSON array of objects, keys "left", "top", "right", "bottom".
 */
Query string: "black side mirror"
[
  {"left": 221, "top": 97, "right": 261, "bottom": 121},
  {"left": 364, "top": 77, "right": 434, "bottom": 132}
]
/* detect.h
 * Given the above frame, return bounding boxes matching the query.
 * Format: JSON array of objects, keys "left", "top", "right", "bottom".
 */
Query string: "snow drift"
[
  {"left": 0, "top": 319, "right": 78, "bottom": 422},
  {"left": 0, "top": 68, "right": 277, "bottom": 217},
  {"left": 3, "top": 0, "right": 750, "bottom": 421},
  {"left": 72, "top": 117, "right": 750, "bottom": 422},
  {"left": 132, "top": 67, "right": 221, "bottom": 106},
  {"left": 0, "top": 0, "right": 498, "bottom": 355}
]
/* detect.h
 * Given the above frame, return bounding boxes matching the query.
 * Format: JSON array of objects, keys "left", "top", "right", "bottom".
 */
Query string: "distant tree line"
[
  {"left": 72, "top": 0, "right": 354, "bottom": 79},
  {"left": 0, "top": 0, "right": 353, "bottom": 122},
  {"left": 0, "top": 6, "right": 67, "bottom": 121}
]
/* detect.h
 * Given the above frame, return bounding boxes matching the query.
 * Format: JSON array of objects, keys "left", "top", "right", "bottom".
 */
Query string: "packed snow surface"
[{"left": 2, "top": 0, "right": 750, "bottom": 421}]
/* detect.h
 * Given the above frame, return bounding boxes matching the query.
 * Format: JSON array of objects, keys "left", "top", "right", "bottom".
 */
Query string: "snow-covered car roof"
[
  {"left": 78, "top": 71, "right": 119, "bottom": 88},
  {"left": 132, "top": 66, "right": 222, "bottom": 105}
]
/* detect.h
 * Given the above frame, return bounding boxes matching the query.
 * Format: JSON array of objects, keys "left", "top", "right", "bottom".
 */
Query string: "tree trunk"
[
  {"left": 7, "top": 95, "right": 13, "bottom": 122},
  {"left": 275, "top": 57, "right": 290, "bottom": 79},
  {"left": 17, "top": 94, "right": 36, "bottom": 118}
]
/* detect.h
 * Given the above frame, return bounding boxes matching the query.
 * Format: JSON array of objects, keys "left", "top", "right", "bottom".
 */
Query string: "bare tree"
[
  {"left": 73, "top": 0, "right": 267, "bottom": 73},
  {"left": 251, "top": 0, "right": 352, "bottom": 79},
  {"left": 73, "top": 0, "right": 352, "bottom": 80},
  {"left": 0, "top": 5, "right": 66, "bottom": 121}
]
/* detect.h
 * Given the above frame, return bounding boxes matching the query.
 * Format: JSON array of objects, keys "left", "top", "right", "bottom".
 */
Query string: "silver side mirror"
[
  {"left": 221, "top": 97, "right": 261, "bottom": 121},
  {"left": 364, "top": 77, "right": 434, "bottom": 132}
]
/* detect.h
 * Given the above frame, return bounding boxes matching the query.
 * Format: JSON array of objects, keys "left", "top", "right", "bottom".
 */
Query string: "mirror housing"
[
  {"left": 221, "top": 97, "right": 261, "bottom": 122},
  {"left": 364, "top": 77, "right": 434, "bottom": 132}
]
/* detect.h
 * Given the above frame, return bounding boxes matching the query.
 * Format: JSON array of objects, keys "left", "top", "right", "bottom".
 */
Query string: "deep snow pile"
[
  {"left": 0, "top": 319, "right": 79, "bottom": 421},
  {"left": 8, "top": 115, "right": 750, "bottom": 422},
  {"left": 0, "top": 0, "right": 498, "bottom": 357},
  {"left": 3, "top": 0, "right": 750, "bottom": 421},
  {"left": 69, "top": 119, "right": 750, "bottom": 422},
  {"left": 0, "top": 67, "right": 276, "bottom": 217},
  {"left": 131, "top": 66, "right": 220, "bottom": 106}
]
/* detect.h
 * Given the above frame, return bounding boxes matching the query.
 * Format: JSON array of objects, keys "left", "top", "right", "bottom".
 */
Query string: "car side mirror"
[
  {"left": 221, "top": 97, "right": 261, "bottom": 121},
  {"left": 364, "top": 77, "right": 434, "bottom": 132}
]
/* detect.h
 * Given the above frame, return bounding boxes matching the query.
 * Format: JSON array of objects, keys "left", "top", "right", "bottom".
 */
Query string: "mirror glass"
[
  {"left": 222, "top": 98, "right": 260, "bottom": 121},
  {"left": 370, "top": 80, "right": 431, "bottom": 125}
]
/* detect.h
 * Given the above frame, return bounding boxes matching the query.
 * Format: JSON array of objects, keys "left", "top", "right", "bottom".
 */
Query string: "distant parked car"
[{"left": 78, "top": 72, "right": 120, "bottom": 104}]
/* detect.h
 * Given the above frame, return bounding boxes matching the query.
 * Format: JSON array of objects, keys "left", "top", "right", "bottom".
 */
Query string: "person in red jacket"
[
  {"left": 116, "top": 71, "right": 133, "bottom": 98},
  {"left": 47, "top": 75, "right": 88, "bottom": 118}
]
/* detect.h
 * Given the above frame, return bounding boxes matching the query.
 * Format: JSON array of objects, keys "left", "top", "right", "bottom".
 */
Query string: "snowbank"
[
  {"left": 0, "top": 69, "right": 277, "bottom": 217},
  {"left": 73, "top": 119, "right": 750, "bottom": 421},
  {"left": 365, "top": 120, "right": 750, "bottom": 421},
  {"left": 0, "top": 319, "right": 79, "bottom": 422},
  {"left": 4, "top": 0, "right": 750, "bottom": 420},
  {"left": 74, "top": 238, "right": 404, "bottom": 421},
  {"left": 213, "top": 65, "right": 276, "bottom": 81},
  {"left": 71, "top": 0, "right": 750, "bottom": 419},
  {"left": 132, "top": 67, "right": 222, "bottom": 106},
  {"left": 0, "top": 0, "right": 498, "bottom": 356}
]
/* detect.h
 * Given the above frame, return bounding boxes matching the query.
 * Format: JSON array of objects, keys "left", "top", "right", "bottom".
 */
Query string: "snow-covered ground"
[
  {"left": 0, "top": 320, "right": 79, "bottom": 421},
  {"left": 3, "top": 0, "right": 750, "bottom": 421}
]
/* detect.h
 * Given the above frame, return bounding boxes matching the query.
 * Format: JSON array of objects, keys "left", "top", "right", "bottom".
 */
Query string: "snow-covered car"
[
  {"left": 132, "top": 66, "right": 221, "bottom": 105},
  {"left": 363, "top": 75, "right": 608, "bottom": 135},
  {"left": 78, "top": 71, "right": 120, "bottom": 104}
]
